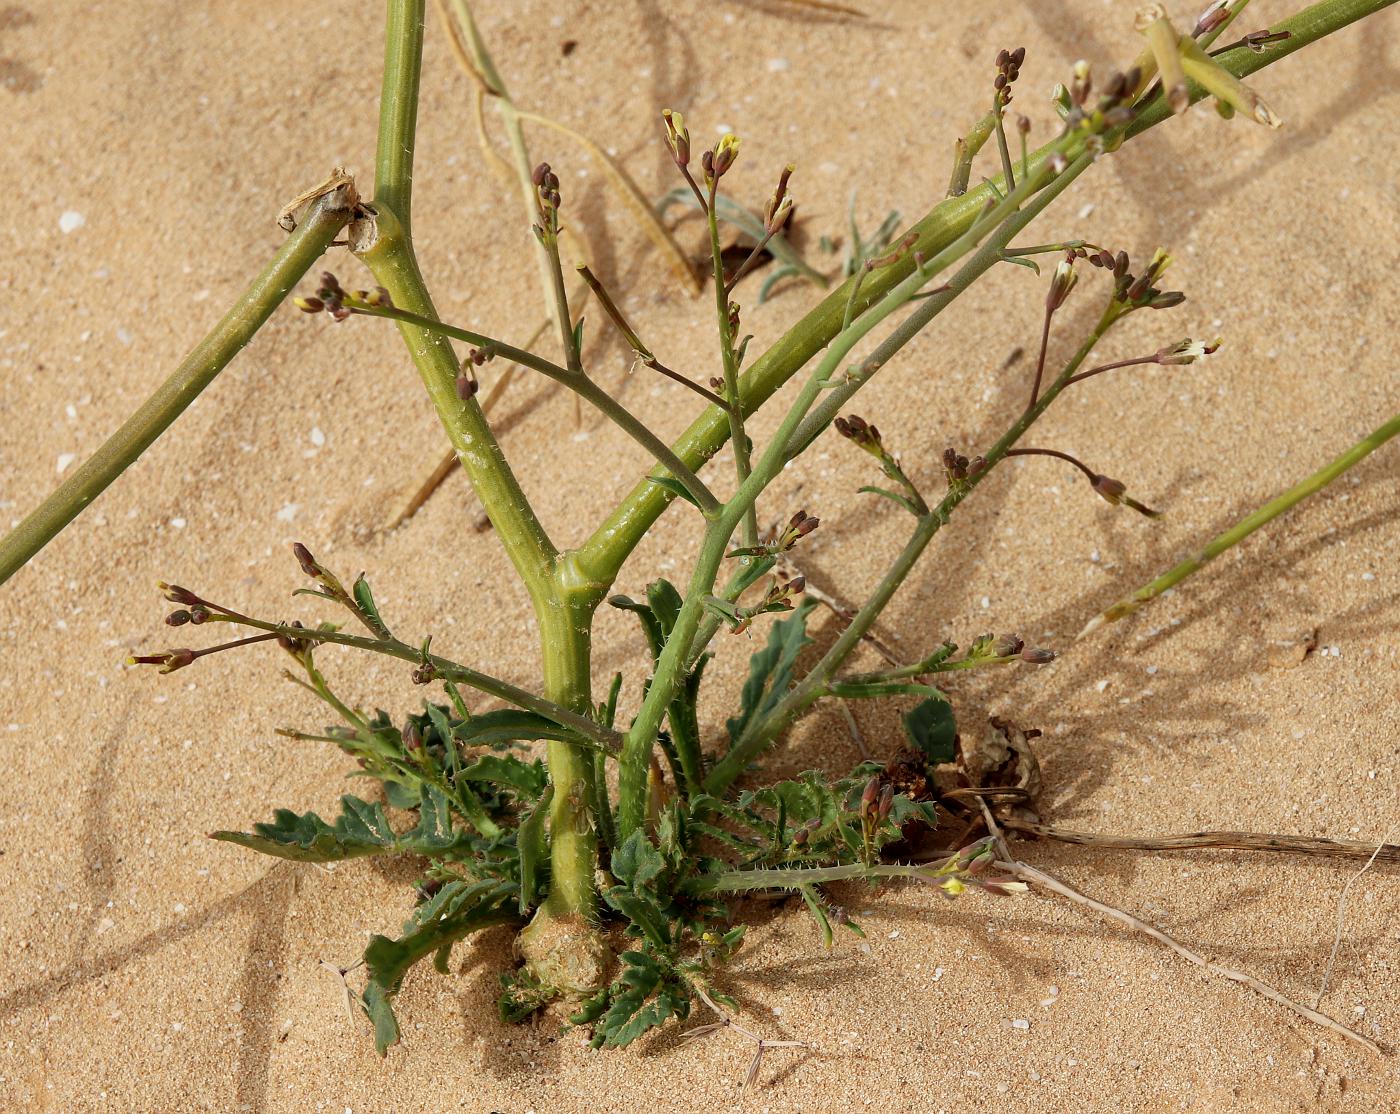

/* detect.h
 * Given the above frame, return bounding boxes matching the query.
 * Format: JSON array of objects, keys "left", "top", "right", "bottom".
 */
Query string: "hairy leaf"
[
  {"left": 610, "top": 830, "right": 667, "bottom": 892},
  {"left": 362, "top": 878, "right": 519, "bottom": 1054},
  {"left": 452, "top": 708, "right": 577, "bottom": 749},
  {"left": 516, "top": 785, "right": 552, "bottom": 914},
  {"left": 459, "top": 753, "right": 548, "bottom": 799},
  {"left": 211, "top": 787, "right": 470, "bottom": 862}
]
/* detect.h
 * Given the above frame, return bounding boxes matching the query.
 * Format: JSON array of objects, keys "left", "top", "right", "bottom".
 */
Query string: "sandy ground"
[{"left": 2, "top": 1, "right": 1399, "bottom": 1110}]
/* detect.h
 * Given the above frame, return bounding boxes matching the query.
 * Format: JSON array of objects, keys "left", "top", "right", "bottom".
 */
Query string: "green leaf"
[
  {"left": 459, "top": 753, "right": 548, "bottom": 799},
  {"left": 362, "top": 879, "right": 519, "bottom": 1054},
  {"left": 726, "top": 600, "right": 816, "bottom": 748},
  {"left": 351, "top": 574, "right": 390, "bottom": 637},
  {"left": 700, "top": 595, "right": 741, "bottom": 628},
  {"left": 602, "top": 887, "right": 671, "bottom": 951},
  {"left": 799, "top": 885, "right": 834, "bottom": 949},
  {"left": 212, "top": 790, "right": 472, "bottom": 862},
  {"left": 401, "top": 786, "right": 462, "bottom": 853},
  {"left": 903, "top": 697, "right": 956, "bottom": 764},
  {"left": 592, "top": 950, "right": 692, "bottom": 1048},
  {"left": 645, "top": 475, "right": 700, "bottom": 509},
  {"left": 610, "top": 830, "right": 666, "bottom": 892},
  {"left": 645, "top": 579, "right": 684, "bottom": 640},
  {"left": 452, "top": 709, "right": 575, "bottom": 749},
  {"left": 517, "top": 785, "right": 553, "bottom": 914}
]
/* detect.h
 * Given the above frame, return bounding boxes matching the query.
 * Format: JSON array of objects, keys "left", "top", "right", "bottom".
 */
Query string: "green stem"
[
  {"left": 375, "top": 0, "right": 425, "bottom": 233},
  {"left": 840, "top": 652, "right": 1018, "bottom": 686},
  {"left": 708, "top": 185, "right": 758, "bottom": 548},
  {"left": 573, "top": 0, "right": 1394, "bottom": 591},
  {"left": 450, "top": 0, "right": 569, "bottom": 367},
  {"left": 537, "top": 602, "right": 599, "bottom": 920},
  {"left": 619, "top": 154, "right": 1082, "bottom": 825},
  {"left": 212, "top": 615, "right": 621, "bottom": 752},
  {"left": 707, "top": 313, "right": 1115, "bottom": 794},
  {"left": 685, "top": 861, "right": 935, "bottom": 896},
  {"left": 368, "top": 3, "right": 603, "bottom": 928},
  {"left": 359, "top": 212, "right": 559, "bottom": 597},
  {"left": 1083, "top": 409, "right": 1400, "bottom": 634},
  {"left": 352, "top": 303, "right": 718, "bottom": 514},
  {"left": 0, "top": 192, "right": 353, "bottom": 587}
]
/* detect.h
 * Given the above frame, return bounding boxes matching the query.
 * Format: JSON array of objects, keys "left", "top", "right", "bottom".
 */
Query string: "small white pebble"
[
  {"left": 766, "top": 57, "right": 789, "bottom": 72},
  {"left": 980, "top": 596, "right": 990, "bottom": 609},
  {"left": 1361, "top": 572, "right": 1375, "bottom": 582},
  {"left": 888, "top": 930, "right": 900, "bottom": 940},
  {"left": 1095, "top": 679, "right": 1110, "bottom": 692},
  {"left": 56, "top": 453, "right": 77, "bottom": 475},
  {"left": 276, "top": 503, "right": 299, "bottom": 522},
  {"left": 59, "top": 210, "right": 86, "bottom": 234},
  {"left": 171, "top": 1022, "right": 184, "bottom": 1033},
  {"left": 1077, "top": 202, "right": 1096, "bottom": 219},
  {"left": 116, "top": 328, "right": 133, "bottom": 346},
  {"left": 932, "top": 967, "right": 944, "bottom": 982},
  {"left": 1145, "top": 665, "right": 1158, "bottom": 675},
  {"left": 309, "top": 426, "right": 325, "bottom": 447},
  {"left": 169, "top": 517, "right": 186, "bottom": 530},
  {"left": 1012, "top": 1019, "right": 1030, "bottom": 1031}
]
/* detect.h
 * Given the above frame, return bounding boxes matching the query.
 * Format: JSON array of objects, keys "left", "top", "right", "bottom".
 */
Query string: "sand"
[{"left": 2, "top": 1, "right": 1399, "bottom": 1110}]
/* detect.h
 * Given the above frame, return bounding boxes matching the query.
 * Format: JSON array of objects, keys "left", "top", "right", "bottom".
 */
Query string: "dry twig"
[
  {"left": 686, "top": 983, "right": 809, "bottom": 1088},
  {"left": 1000, "top": 817, "right": 1400, "bottom": 863},
  {"left": 994, "top": 857, "right": 1382, "bottom": 1055},
  {"left": 1315, "top": 822, "right": 1397, "bottom": 1009}
]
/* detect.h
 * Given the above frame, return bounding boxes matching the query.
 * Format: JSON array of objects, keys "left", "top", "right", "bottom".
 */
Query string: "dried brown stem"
[
  {"left": 1001, "top": 817, "right": 1400, "bottom": 863},
  {"left": 686, "top": 983, "right": 809, "bottom": 1089},
  {"left": 996, "top": 856, "right": 1383, "bottom": 1055}
]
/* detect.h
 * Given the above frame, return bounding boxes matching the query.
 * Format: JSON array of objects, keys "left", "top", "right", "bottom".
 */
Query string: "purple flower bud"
[
  {"left": 860, "top": 776, "right": 880, "bottom": 818},
  {"left": 292, "top": 542, "right": 320, "bottom": 579},
  {"left": 876, "top": 784, "right": 894, "bottom": 826},
  {"left": 157, "top": 582, "right": 200, "bottom": 606}
]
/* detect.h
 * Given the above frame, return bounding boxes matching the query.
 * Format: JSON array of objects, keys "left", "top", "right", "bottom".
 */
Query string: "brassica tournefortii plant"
[{"left": 3, "top": 0, "right": 1397, "bottom": 1069}]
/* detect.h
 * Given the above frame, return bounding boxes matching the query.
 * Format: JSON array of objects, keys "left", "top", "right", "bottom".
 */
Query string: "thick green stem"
[
  {"left": 573, "top": 0, "right": 1395, "bottom": 591},
  {"left": 1083, "top": 408, "right": 1400, "bottom": 634},
  {"left": 359, "top": 213, "right": 559, "bottom": 596},
  {"left": 0, "top": 192, "right": 353, "bottom": 587},
  {"left": 366, "top": 3, "right": 603, "bottom": 933},
  {"left": 375, "top": 0, "right": 425, "bottom": 233},
  {"left": 537, "top": 600, "right": 600, "bottom": 920}
]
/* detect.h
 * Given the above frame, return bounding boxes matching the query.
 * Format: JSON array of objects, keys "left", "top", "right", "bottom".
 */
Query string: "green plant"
[{"left": 4, "top": 0, "right": 1397, "bottom": 1063}]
